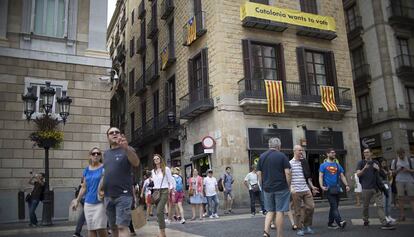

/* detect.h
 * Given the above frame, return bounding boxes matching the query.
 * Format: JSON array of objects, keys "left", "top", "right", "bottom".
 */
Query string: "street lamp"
[{"left": 21, "top": 81, "right": 72, "bottom": 226}]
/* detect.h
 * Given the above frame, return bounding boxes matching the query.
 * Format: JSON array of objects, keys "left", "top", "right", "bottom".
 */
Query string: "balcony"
[
  {"left": 114, "top": 33, "right": 120, "bottom": 46},
  {"left": 135, "top": 74, "right": 147, "bottom": 96},
  {"left": 160, "top": 42, "right": 176, "bottom": 71},
  {"left": 238, "top": 79, "right": 352, "bottom": 117},
  {"left": 115, "top": 43, "right": 126, "bottom": 64},
  {"left": 395, "top": 54, "right": 414, "bottom": 81},
  {"left": 138, "top": 1, "right": 146, "bottom": 20},
  {"left": 147, "top": 18, "right": 158, "bottom": 40},
  {"left": 182, "top": 11, "right": 207, "bottom": 46},
  {"left": 296, "top": 26, "right": 337, "bottom": 40},
  {"left": 388, "top": 3, "right": 414, "bottom": 29},
  {"left": 179, "top": 85, "right": 214, "bottom": 119},
  {"left": 357, "top": 110, "right": 372, "bottom": 128},
  {"left": 145, "top": 61, "right": 159, "bottom": 85},
  {"left": 346, "top": 16, "right": 363, "bottom": 40},
  {"left": 136, "top": 35, "right": 146, "bottom": 54},
  {"left": 154, "top": 106, "right": 179, "bottom": 133},
  {"left": 352, "top": 64, "right": 371, "bottom": 88},
  {"left": 242, "top": 16, "right": 288, "bottom": 33},
  {"left": 161, "top": 0, "right": 174, "bottom": 20},
  {"left": 120, "top": 16, "right": 127, "bottom": 31}
]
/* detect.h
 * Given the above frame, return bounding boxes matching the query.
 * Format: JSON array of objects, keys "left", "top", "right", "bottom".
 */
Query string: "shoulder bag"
[{"left": 151, "top": 170, "right": 165, "bottom": 204}]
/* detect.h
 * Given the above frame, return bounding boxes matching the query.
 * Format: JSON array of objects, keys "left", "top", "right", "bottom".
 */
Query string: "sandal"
[
  {"left": 263, "top": 231, "right": 270, "bottom": 237},
  {"left": 270, "top": 223, "right": 276, "bottom": 229},
  {"left": 292, "top": 224, "right": 298, "bottom": 230},
  {"left": 190, "top": 217, "right": 196, "bottom": 221}
]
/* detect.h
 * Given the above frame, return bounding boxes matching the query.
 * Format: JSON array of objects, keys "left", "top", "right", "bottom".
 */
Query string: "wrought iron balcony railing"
[
  {"left": 138, "top": 1, "right": 146, "bottom": 20},
  {"left": 179, "top": 85, "right": 214, "bottom": 119},
  {"left": 136, "top": 35, "right": 146, "bottom": 54},
  {"left": 147, "top": 18, "right": 158, "bottom": 40},
  {"left": 135, "top": 74, "right": 146, "bottom": 96},
  {"left": 145, "top": 61, "right": 159, "bottom": 85},
  {"left": 161, "top": 0, "right": 174, "bottom": 20}
]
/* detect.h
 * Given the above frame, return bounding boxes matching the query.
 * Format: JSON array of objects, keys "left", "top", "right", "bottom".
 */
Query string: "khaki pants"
[
  {"left": 362, "top": 189, "right": 386, "bottom": 224},
  {"left": 292, "top": 191, "right": 314, "bottom": 228}
]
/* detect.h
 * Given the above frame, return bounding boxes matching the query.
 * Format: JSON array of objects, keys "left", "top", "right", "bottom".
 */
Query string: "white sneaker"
[
  {"left": 209, "top": 215, "right": 214, "bottom": 219},
  {"left": 180, "top": 218, "right": 186, "bottom": 224},
  {"left": 214, "top": 213, "right": 219, "bottom": 218},
  {"left": 387, "top": 216, "right": 396, "bottom": 224},
  {"left": 165, "top": 219, "right": 171, "bottom": 224},
  {"left": 203, "top": 213, "right": 207, "bottom": 217}
]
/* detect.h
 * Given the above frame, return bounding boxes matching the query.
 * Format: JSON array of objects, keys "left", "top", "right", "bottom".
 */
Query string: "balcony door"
[
  {"left": 397, "top": 38, "right": 411, "bottom": 66},
  {"left": 188, "top": 48, "right": 208, "bottom": 103}
]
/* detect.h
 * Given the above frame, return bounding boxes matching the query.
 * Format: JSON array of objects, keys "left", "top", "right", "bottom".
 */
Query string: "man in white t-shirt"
[
  {"left": 244, "top": 164, "right": 265, "bottom": 216},
  {"left": 204, "top": 169, "right": 219, "bottom": 218}
]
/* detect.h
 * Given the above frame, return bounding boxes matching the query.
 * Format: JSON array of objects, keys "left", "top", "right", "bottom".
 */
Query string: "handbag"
[
  {"left": 251, "top": 184, "right": 260, "bottom": 192},
  {"left": 188, "top": 188, "right": 194, "bottom": 197},
  {"left": 25, "top": 193, "right": 32, "bottom": 202},
  {"left": 151, "top": 171, "right": 164, "bottom": 204},
  {"left": 131, "top": 206, "right": 147, "bottom": 230}
]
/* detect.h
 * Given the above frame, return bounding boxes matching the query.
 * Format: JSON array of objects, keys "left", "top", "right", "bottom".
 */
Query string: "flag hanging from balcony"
[
  {"left": 265, "top": 80, "right": 285, "bottom": 113},
  {"left": 186, "top": 16, "right": 197, "bottom": 45},
  {"left": 320, "top": 85, "right": 339, "bottom": 112},
  {"left": 161, "top": 46, "right": 168, "bottom": 71}
]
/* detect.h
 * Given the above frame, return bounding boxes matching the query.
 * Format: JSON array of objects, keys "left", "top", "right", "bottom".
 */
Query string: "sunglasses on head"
[
  {"left": 91, "top": 152, "right": 101, "bottom": 156},
  {"left": 108, "top": 130, "right": 121, "bottom": 135}
]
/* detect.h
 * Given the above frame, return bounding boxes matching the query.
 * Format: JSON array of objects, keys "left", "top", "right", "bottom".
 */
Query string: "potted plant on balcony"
[{"left": 29, "top": 115, "right": 64, "bottom": 149}]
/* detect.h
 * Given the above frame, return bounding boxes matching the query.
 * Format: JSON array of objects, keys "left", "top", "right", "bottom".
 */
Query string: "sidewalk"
[{"left": 0, "top": 199, "right": 357, "bottom": 236}]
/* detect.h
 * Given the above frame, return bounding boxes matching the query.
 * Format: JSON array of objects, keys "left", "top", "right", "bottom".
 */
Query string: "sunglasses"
[
  {"left": 108, "top": 130, "right": 121, "bottom": 135},
  {"left": 91, "top": 152, "right": 102, "bottom": 156}
]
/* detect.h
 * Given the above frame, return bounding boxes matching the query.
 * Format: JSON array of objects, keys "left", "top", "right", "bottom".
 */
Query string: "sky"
[{"left": 107, "top": 0, "right": 117, "bottom": 26}]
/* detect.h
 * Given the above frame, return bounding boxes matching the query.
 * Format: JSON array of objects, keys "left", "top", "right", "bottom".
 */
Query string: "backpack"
[
  {"left": 217, "top": 174, "right": 227, "bottom": 192},
  {"left": 174, "top": 175, "right": 183, "bottom": 192}
]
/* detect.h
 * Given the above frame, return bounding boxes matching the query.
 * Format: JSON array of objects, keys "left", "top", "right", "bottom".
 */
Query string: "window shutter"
[
  {"left": 296, "top": 47, "right": 308, "bottom": 95},
  {"left": 325, "top": 51, "right": 338, "bottom": 98},
  {"left": 201, "top": 48, "right": 209, "bottom": 98},
  {"left": 242, "top": 40, "right": 251, "bottom": 80},
  {"left": 188, "top": 59, "right": 194, "bottom": 92},
  {"left": 276, "top": 43, "right": 286, "bottom": 84}
]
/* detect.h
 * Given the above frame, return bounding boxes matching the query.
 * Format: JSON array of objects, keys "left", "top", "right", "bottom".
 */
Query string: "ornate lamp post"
[{"left": 21, "top": 81, "right": 72, "bottom": 226}]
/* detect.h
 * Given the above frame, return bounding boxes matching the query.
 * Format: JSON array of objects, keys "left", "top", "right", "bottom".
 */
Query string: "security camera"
[{"left": 99, "top": 76, "right": 111, "bottom": 81}]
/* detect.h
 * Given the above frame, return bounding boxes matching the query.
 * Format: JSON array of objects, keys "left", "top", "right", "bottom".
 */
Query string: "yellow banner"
[
  {"left": 240, "top": 2, "right": 336, "bottom": 32},
  {"left": 161, "top": 46, "right": 168, "bottom": 70},
  {"left": 186, "top": 16, "right": 197, "bottom": 45}
]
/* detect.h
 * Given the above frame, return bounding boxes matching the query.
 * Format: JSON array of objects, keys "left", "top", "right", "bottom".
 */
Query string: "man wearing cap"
[{"left": 204, "top": 169, "right": 219, "bottom": 218}]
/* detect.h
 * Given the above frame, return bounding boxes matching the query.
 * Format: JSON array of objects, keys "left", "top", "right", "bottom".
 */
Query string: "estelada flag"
[
  {"left": 186, "top": 16, "right": 197, "bottom": 45},
  {"left": 265, "top": 80, "right": 284, "bottom": 113},
  {"left": 320, "top": 85, "right": 339, "bottom": 112}
]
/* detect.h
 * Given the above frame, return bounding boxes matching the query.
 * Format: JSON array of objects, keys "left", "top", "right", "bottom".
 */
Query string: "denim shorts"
[
  {"left": 104, "top": 195, "right": 133, "bottom": 228},
  {"left": 263, "top": 188, "right": 290, "bottom": 212}
]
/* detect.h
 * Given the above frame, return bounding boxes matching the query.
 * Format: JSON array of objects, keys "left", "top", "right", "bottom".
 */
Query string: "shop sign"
[
  {"left": 247, "top": 128, "right": 293, "bottom": 150},
  {"left": 240, "top": 2, "right": 336, "bottom": 32},
  {"left": 361, "top": 134, "right": 381, "bottom": 148}
]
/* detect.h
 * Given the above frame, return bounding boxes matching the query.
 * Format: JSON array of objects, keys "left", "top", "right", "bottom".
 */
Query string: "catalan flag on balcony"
[
  {"left": 265, "top": 80, "right": 285, "bottom": 113},
  {"left": 161, "top": 46, "right": 168, "bottom": 71},
  {"left": 186, "top": 16, "right": 197, "bottom": 45},
  {"left": 320, "top": 85, "right": 339, "bottom": 112}
]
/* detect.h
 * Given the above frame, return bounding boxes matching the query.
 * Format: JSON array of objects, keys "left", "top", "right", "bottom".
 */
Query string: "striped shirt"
[{"left": 290, "top": 158, "right": 309, "bottom": 192}]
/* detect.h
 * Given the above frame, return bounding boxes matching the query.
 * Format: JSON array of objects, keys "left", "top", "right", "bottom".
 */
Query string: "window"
[
  {"left": 345, "top": 5, "right": 358, "bottom": 32},
  {"left": 130, "top": 112, "right": 135, "bottom": 138},
  {"left": 165, "top": 76, "right": 176, "bottom": 109},
  {"left": 131, "top": 9, "right": 135, "bottom": 25},
  {"left": 252, "top": 44, "right": 279, "bottom": 80},
  {"left": 300, "top": 0, "right": 318, "bottom": 14},
  {"left": 168, "top": 19, "right": 174, "bottom": 46},
  {"left": 130, "top": 37, "right": 135, "bottom": 57},
  {"left": 34, "top": 0, "right": 68, "bottom": 38},
  {"left": 396, "top": 38, "right": 411, "bottom": 66},
  {"left": 297, "top": 47, "right": 337, "bottom": 96},
  {"left": 129, "top": 69, "right": 135, "bottom": 95},
  {"left": 141, "top": 100, "right": 147, "bottom": 127},
  {"left": 24, "top": 78, "right": 68, "bottom": 117},
  {"left": 357, "top": 94, "right": 371, "bottom": 123},
  {"left": 407, "top": 87, "right": 414, "bottom": 115},
  {"left": 351, "top": 46, "right": 366, "bottom": 79},
  {"left": 141, "top": 54, "right": 146, "bottom": 83},
  {"left": 153, "top": 40, "right": 158, "bottom": 70},
  {"left": 188, "top": 48, "right": 209, "bottom": 101},
  {"left": 153, "top": 90, "right": 159, "bottom": 118}
]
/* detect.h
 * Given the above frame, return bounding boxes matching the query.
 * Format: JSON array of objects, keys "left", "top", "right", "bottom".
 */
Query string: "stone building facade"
[
  {"left": 109, "top": 0, "right": 361, "bottom": 206},
  {"left": 343, "top": 0, "right": 414, "bottom": 159},
  {"left": 0, "top": 0, "right": 111, "bottom": 222}
]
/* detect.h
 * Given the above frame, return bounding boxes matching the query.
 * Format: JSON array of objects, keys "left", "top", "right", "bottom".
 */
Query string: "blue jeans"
[
  {"left": 28, "top": 199, "right": 40, "bottom": 225},
  {"left": 206, "top": 195, "right": 219, "bottom": 215},
  {"left": 326, "top": 192, "right": 342, "bottom": 225},
  {"left": 249, "top": 190, "right": 265, "bottom": 213},
  {"left": 384, "top": 186, "right": 392, "bottom": 217}
]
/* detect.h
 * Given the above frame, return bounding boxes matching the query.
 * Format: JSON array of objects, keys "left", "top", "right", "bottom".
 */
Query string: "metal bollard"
[{"left": 18, "top": 191, "right": 25, "bottom": 220}]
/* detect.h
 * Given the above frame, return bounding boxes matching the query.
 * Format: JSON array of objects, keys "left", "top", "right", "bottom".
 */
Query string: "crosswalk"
[{"left": 351, "top": 218, "right": 414, "bottom": 225}]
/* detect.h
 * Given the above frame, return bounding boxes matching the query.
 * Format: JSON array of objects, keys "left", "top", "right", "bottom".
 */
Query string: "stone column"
[{"left": 0, "top": 0, "right": 8, "bottom": 40}]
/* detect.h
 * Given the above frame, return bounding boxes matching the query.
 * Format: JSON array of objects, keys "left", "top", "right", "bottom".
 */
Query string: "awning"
[{"left": 190, "top": 153, "right": 209, "bottom": 161}]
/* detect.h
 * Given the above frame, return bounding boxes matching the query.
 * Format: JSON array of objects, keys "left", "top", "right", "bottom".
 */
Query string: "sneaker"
[
  {"left": 209, "top": 215, "right": 214, "bottom": 219},
  {"left": 304, "top": 226, "right": 314, "bottom": 234},
  {"left": 229, "top": 209, "right": 234, "bottom": 214},
  {"left": 203, "top": 213, "right": 207, "bottom": 217},
  {"left": 224, "top": 211, "right": 229, "bottom": 215},
  {"left": 363, "top": 220, "right": 369, "bottom": 226},
  {"left": 72, "top": 234, "right": 82, "bottom": 237},
  {"left": 214, "top": 213, "right": 219, "bottom": 218},
  {"left": 339, "top": 220, "right": 347, "bottom": 230},
  {"left": 381, "top": 222, "right": 396, "bottom": 230},
  {"left": 262, "top": 211, "right": 267, "bottom": 215},
  {"left": 328, "top": 223, "right": 339, "bottom": 229},
  {"left": 180, "top": 218, "right": 186, "bottom": 224},
  {"left": 296, "top": 229, "right": 305, "bottom": 236},
  {"left": 130, "top": 232, "right": 137, "bottom": 236},
  {"left": 251, "top": 212, "right": 255, "bottom": 217},
  {"left": 165, "top": 219, "right": 171, "bottom": 224},
  {"left": 387, "top": 216, "right": 396, "bottom": 224},
  {"left": 270, "top": 223, "right": 276, "bottom": 229}
]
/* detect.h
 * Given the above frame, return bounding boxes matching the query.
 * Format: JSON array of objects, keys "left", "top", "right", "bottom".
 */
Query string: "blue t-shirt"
[
  {"left": 319, "top": 161, "right": 344, "bottom": 188},
  {"left": 257, "top": 149, "right": 291, "bottom": 192},
  {"left": 174, "top": 175, "right": 183, "bottom": 192},
  {"left": 222, "top": 173, "right": 234, "bottom": 191},
  {"left": 83, "top": 166, "right": 104, "bottom": 204}
]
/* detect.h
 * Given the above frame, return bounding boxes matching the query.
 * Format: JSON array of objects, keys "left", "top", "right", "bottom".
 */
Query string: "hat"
[{"left": 207, "top": 169, "right": 213, "bottom": 173}]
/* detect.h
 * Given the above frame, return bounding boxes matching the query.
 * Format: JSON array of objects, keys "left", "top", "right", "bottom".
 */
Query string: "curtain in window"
[{"left": 34, "top": 0, "right": 66, "bottom": 37}]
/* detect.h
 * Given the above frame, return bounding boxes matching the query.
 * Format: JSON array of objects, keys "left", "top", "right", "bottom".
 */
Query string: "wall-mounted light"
[
  {"left": 323, "top": 126, "right": 333, "bottom": 132},
  {"left": 297, "top": 124, "right": 307, "bottom": 130},
  {"left": 269, "top": 123, "right": 278, "bottom": 129}
]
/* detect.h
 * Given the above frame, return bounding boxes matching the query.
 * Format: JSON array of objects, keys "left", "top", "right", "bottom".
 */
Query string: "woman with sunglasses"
[
  {"left": 73, "top": 147, "right": 107, "bottom": 237},
  {"left": 151, "top": 154, "right": 174, "bottom": 237}
]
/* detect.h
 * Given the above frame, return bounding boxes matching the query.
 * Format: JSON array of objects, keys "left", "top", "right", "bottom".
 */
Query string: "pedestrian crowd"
[{"left": 24, "top": 128, "right": 414, "bottom": 237}]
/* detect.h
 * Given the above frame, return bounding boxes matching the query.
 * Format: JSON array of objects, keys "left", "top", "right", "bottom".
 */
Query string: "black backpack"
[{"left": 217, "top": 175, "right": 226, "bottom": 192}]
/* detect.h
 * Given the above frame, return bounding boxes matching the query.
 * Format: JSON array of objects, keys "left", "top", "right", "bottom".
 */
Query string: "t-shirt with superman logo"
[{"left": 319, "top": 161, "right": 344, "bottom": 188}]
